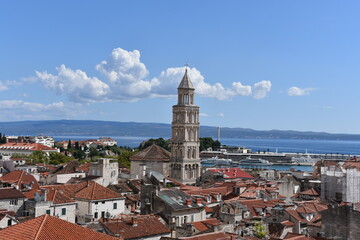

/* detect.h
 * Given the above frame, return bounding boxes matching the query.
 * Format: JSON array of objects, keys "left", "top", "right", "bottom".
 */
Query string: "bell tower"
[{"left": 169, "top": 68, "right": 201, "bottom": 184}]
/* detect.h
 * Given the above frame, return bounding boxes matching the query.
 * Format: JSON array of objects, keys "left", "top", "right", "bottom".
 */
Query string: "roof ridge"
[
  {"left": 91, "top": 182, "right": 96, "bottom": 199},
  {"left": 34, "top": 215, "right": 48, "bottom": 240},
  {"left": 18, "top": 170, "right": 25, "bottom": 188}
]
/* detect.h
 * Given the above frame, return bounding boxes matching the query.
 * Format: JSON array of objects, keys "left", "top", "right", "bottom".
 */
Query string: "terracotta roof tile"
[
  {"left": 0, "top": 214, "right": 118, "bottom": 240},
  {"left": 0, "top": 170, "right": 39, "bottom": 190},
  {"left": 179, "top": 231, "right": 236, "bottom": 240},
  {"left": 0, "top": 143, "right": 56, "bottom": 151},
  {"left": 0, "top": 188, "right": 25, "bottom": 199},
  {"left": 102, "top": 215, "right": 170, "bottom": 239},
  {"left": 299, "top": 188, "right": 319, "bottom": 196},
  {"left": 75, "top": 181, "right": 123, "bottom": 200},
  {"left": 208, "top": 167, "right": 254, "bottom": 179},
  {"left": 130, "top": 144, "right": 170, "bottom": 161}
]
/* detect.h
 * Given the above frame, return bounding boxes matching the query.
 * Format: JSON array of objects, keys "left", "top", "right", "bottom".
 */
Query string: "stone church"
[{"left": 169, "top": 68, "right": 201, "bottom": 184}]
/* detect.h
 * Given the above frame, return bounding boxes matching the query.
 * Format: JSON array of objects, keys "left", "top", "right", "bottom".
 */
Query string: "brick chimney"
[
  {"left": 196, "top": 198, "right": 202, "bottom": 204},
  {"left": 186, "top": 199, "right": 192, "bottom": 206},
  {"left": 132, "top": 217, "right": 138, "bottom": 226}
]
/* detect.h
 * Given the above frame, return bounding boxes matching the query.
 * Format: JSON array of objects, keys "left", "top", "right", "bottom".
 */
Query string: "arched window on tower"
[{"left": 183, "top": 94, "right": 189, "bottom": 104}]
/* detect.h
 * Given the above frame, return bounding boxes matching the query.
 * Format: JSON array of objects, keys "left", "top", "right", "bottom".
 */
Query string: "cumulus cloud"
[
  {"left": 0, "top": 80, "right": 20, "bottom": 91},
  {"left": 32, "top": 48, "right": 272, "bottom": 102},
  {"left": 35, "top": 65, "right": 110, "bottom": 103},
  {"left": 287, "top": 86, "right": 314, "bottom": 96},
  {"left": 217, "top": 113, "right": 225, "bottom": 117},
  {"left": 253, "top": 81, "right": 271, "bottom": 99}
]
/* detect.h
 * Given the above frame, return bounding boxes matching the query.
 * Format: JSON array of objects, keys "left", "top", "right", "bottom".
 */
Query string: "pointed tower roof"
[{"left": 178, "top": 68, "right": 195, "bottom": 89}]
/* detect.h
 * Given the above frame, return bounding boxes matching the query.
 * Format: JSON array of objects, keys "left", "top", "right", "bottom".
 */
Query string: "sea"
[
  {"left": 52, "top": 135, "right": 360, "bottom": 172},
  {"left": 52, "top": 136, "right": 360, "bottom": 156}
]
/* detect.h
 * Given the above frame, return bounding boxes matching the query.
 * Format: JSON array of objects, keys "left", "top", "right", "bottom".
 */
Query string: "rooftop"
[{"left": 0, "top": 214, "right": 117, "bottom": 240}]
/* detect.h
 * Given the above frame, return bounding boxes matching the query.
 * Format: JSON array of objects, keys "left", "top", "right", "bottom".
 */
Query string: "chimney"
[
  {"left": 132, "top": 217, "right": 138, "bottom": 226},
  {"left": 186, "top": 199, "right": 192, "bottom": 206},
  {"left": 41, "top": 188, "right": 47, "bottom": 202},
  {"left": 196, "top": 198, "right": 202, "bottom": 204}
]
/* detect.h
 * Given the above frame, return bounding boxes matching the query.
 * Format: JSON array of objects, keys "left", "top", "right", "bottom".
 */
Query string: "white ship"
[
  {"left": 238, "top": 156, "right": 272, "bottom": 166},
  {"left": 201, "top": 156, "right": 233, "bottom": 166},
  {"left": 291, "top": 150, "right": 318, "bottom": 166}
]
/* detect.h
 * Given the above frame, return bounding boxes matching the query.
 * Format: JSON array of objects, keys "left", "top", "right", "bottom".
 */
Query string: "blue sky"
[{"left": 1, "top": 1, "right": 360, "bottom": 134}]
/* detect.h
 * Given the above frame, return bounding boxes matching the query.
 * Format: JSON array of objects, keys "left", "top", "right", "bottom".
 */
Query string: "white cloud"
[
  {"left": 0, "top": 100, "right": 87, "bottom": 121},
  {"left": 253, "top": 80, "right": 271, "bottom": 99},
  {"left": 32, "top": 48, "right": 272, "bottom": 102},
  {"left": 217, "top": 113, "right": 225, "bottom": 117},
  {"left": 199, "top": 113, "right": 209, "bottom": 117},
  {"left": 0, "top": 100, "right": 65, "bottom": 111},
  {"left": 287, "top": 86, "right": 314, "bottom": 96},
  {"left": 35, "top": 65, "right": 110, "bottom": 103},
  {"left": 0, "top": 80, "right": 20, "bottom": 91}
]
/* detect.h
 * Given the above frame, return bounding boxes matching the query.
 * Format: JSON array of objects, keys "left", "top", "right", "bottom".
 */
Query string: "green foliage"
[
  {"left": 253, "top": 221, "right": 268, "bottom": 239},
  {"left": 48, "top": 152, "right": 74, "bottom": 165},
  {"left": 0, "top": 133, "right": 6, "bottom": 144},
  {"left": 28, "top": 151, "right": 48, "bottom": 164},
  {"left": 73, "top": 150, "right": 86, "bottom": 160},
  {"left": 117, "top": 150, "right": 136, "bottom": 169},
  {"left": 138, "top": 138, "right": 170, "bottom": 151},
  {"left": 199, "top": 137, "right": 221, "bottom": 151}
]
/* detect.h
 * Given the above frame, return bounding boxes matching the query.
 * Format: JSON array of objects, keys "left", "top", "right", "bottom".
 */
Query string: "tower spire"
[{"left": 178, "top": 67, "right": 194, "bottom": 89}]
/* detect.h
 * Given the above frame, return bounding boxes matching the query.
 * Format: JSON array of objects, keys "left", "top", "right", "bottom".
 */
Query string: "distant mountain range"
[{"left": 0, "top": 120, "right": 360, "bottom": 140}]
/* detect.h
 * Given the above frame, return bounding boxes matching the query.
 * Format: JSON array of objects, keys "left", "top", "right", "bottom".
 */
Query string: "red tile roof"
[
  {"left": 299, "top": 188, "right": 319, "bottom": 196},
  {"left": 75, "top": 181, "right": 123, "bottom": 200},
  {"left": 0, "top": 188, "right": 25, "bottom": 199},
  {"left": 281, "top": 220, "right": 295, "bottom": 227},
  {"left": 0, "top": 143, "right": 57, "bottom": 151},
  {"left": 102, "top": 215, "right": 170, "bottom": 239},
  {"left": 24, "top": 188, "right": 75, "bottom": 204},
  {"left": 179, "top": 231, "right": 236, "bottom": 240},
  {"left": 130, "top": 144, "right": 170, "bottom": 162},
  {"left": 0, "top": 214, "right": 118, "bottom": 240},
  {"left": 0, "top": 170, "right": 39, "bottom": 190},
  {"left": 208, "top": 167, "right": 254, "bottom": 179}
]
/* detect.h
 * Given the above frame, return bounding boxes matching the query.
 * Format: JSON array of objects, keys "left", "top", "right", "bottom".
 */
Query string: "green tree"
[
  {"left": 29, "top": 151, "right": 48, "bottom": 164},
  {"left": 48, "top": 152, "right": 73, "bottom": 165},
  {"left": 67, "top": 140, "right": 72, "bottom": 149},
  {"left": 73, "top": 150, "right": 86, "bottom": 160},
  {"left": 199, "top": 137, "right": 221, "bottom": 151},
  {"left": 117, "top": 150, "right": 136, "bottom": 169},
  {"left": 138, "top": 138, "right": 170, "bottom": 151},
  {"left": 253, "top": 221, "right": 268, "bottom": 239}
]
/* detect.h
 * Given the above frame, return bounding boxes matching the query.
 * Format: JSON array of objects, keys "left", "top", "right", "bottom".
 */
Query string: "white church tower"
[{"left": 169, "top": 68, "right": 201, "bottom": 184}]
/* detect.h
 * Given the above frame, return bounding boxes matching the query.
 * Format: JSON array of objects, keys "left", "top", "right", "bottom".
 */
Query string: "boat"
[
  {"left": 237, "top": 156, "right": 272, "bottom": 166},
  {"left": 291, "top": 150, "right": 318, "bottom": 166},
  {"left": 201, "top": 156, "right": 233, "bottom": 166}
]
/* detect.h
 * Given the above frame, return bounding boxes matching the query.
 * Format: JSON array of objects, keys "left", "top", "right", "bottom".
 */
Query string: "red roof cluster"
[
  {"left": 0, "top": 170, "right": 39, "bottom": 190},
  {"left": 101, "top": 215, "right": 171, "bottom": 239},
  {"left": 208, "top": 167, "right": 254, "bottom": 179},
  {"left": 0, "top": 214, "right": 117, "bottom": 240},
  {"left": 0, "top": 143, "right": 57, "bottom": 151}
]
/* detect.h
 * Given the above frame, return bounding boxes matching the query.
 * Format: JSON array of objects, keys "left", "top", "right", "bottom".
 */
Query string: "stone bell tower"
[{"left": 169, "top": 68, "right": 201, "bottom": 184}]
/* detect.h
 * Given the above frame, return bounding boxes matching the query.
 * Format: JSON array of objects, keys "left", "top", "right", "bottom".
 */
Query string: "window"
[
  {"left": 183, "top": 94, "right": 189, "bottom": 104},
  {"left": 46, "top": 210, "right": 51, "bottom": 215},
  {"left": 95, "top": 202, "right": 98, "bottom": 205},
  {"left": 102, "top": 201, "right": 105, "bottom": 204},
  {"left": 113, "top": 202, "right": 117, "bottom": 209},
  {"left": 10, "top": 199, "right": 18, "bottom": 205},
  {"left": 61, "top": 208, "right": 66, "bottom": 216},
  {"left": 94, "top": 212, "right": 98, "bottom": 219},
  {"left": 7, "top": 219, "right": 12, "bottom": 226},
  {"left": 101, "top": 211, "right": 105, "bottom": 219}
]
